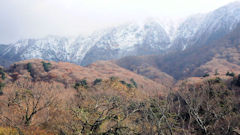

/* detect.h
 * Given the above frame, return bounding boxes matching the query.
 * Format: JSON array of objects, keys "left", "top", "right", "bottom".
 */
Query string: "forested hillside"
[{"left": 0, "top": 60, "right": 240, "bottom": 134}]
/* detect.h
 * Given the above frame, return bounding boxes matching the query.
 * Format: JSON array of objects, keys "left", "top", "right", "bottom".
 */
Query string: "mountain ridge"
[
  {"left": 115, "top": 22, "right": 240, "bottom": 80},
  {"left": 1, "top": 2, "right": 240, "bottom": 67}
]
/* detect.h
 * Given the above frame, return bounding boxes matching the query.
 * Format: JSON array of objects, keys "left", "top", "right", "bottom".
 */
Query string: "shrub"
[
  {"left": 110, "top": 76, "right": 118, "bottom": 81},
  {"left": 119, "top": 80, "right": 135, "bottom": 89},
  {"left": 130, "top": 78, "right": 138, "bottom": 88},
  {"left": 0, "top": 82, "right": 5, "bottom": 95},
  {"left": 27, "top": 63, "right": 34, "bottom": 77},
  {"left": 203, "top": 73, "right": 209, "bottom": 77},
  {"left": 13, "top": 64, "right": 17, "bottom": 68},
  {"left": 27, "top": 63, "right": 32, "bottom": 72},
  {"left": 208, "top": 77, "right": 222, "bottom": 84},
  {"left": 235, "top": 74, "right": 240, "bottom": 86},
  {"left": 0, "top": 69, "right": 5, "bottom": 80},
  {"left": 1, "top": 73, "right": 5, "bottom": 80},
  {"left": 126, "top": 83, "right": 134, "bottom": 89},
  {"left": 120, "top": 80, "right": 127, "bottom": 85},
  {"left": 93, "top": 78, "right": 102, "bottom": 85},
  {"left": 214, "top": 77, "right": 222, "bottom": 83},
  {"left": 42, "top": 61, "right": 51, "bottom": 72},
  {"left": 74, "top": 79, "right": 88, "bottom": 89},
  {"left": 226, "top": 71, "right": 235, "bottom": 77}
]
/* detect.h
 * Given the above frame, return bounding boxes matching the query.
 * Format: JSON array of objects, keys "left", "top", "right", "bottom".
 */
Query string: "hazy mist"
[{"left": 0, "top": 0, "right": 237, "bottom": 44}]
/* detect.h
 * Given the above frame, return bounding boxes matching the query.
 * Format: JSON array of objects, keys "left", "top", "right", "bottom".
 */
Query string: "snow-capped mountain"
[
  {"left": 81, "top": 20, "right": 172, "bottom": 65},
  {"left": 1, "top": 36, "right": 73, "bottom": 62},
  {"left": 171, "top": 1, "right": 240, "bottom": 51},
  {"left": 171, "top": 14, "right": 206, "bottom": 50},
  {"left": 1, "top": 19, "right": 174, "bottom": 65},
  {"left": 1, "top": 2, "right": 240, "bottom": 66}
]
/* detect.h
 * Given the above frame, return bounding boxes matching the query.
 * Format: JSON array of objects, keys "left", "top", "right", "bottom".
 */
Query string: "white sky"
[{"left": 0, "top": 0, "right": 238, "bottom": 44}]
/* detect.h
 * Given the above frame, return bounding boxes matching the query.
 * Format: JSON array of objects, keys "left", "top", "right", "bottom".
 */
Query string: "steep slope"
[
  {"left": 116, "top": 23, "right": 240, "bottom": 80},
  {"left": 171, "top": 14, "right": 206, "bottom": 50},
  {"left": 191, "top": 22, "right": 240, "bottom": 76},
  {"left": 0, "top": 20, "right": 172, "bottom": 66},
  {"left": 81, "top": 20, "right": 171, "bottom": 65},
  {"left": 0, "top": 45, "right": 11, "bottom": 67},
  {"left": 1, "top": 2, "right": 240, "bottom": 68},
  {"left": 0, "top": 44, "right": 8, "bottom": 53},
  {"left": 171, "top": 1, "right": 240, "bottom": 51},
  {"left": 0, "top": 36, "right": 73, "bottom": 62},
  {"left": 163, "top": 22, "right": 240, "bottom": 79}
]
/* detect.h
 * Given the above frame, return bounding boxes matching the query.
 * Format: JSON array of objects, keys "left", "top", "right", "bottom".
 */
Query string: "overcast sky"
[{"left": 0, "top": 0, "right": 238, "bottom": 44}]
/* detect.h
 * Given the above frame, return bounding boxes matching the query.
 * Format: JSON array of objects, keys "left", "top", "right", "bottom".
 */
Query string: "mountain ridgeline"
[
  {"left": 116, "top": 22, "right": 240, "bottom": 80},
  {"left": 1, "top": 2, "right": 240, "bottom": 68}
]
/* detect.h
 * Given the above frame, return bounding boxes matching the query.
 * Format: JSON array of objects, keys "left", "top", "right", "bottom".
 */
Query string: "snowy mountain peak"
[{"left": 1, "top": 2, "right": 240, "bottom": 65}]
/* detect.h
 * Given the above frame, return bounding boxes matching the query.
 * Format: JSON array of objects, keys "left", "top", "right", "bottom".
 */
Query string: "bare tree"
[
  {"left": 63, "top": 93, "right": 143, "bottom": 135},
  {"left": 0, "top": 80, "right": 57, "bottom": 130},
  {"left": 177, "top": 79, "right": 238, "bottom": 135}
]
